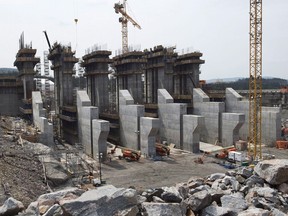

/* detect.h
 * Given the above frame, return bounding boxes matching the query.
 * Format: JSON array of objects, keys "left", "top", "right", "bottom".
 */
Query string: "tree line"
[{"left": 205, "top": 78, "right": 288, "bottom": 90}]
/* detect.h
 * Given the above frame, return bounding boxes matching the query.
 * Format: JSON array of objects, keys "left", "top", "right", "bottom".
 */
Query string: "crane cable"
[{"left": 74, "top": 0, "right": 78, "bottom": 52}]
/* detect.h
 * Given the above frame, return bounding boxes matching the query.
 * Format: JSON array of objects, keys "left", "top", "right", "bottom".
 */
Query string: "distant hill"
[{"left": 205, "top": 77, "right": 288, "bottom": 90}]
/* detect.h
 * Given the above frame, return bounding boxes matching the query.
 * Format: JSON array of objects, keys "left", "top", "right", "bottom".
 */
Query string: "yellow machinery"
[
  {"left": 114, "top": 0, "right": 141, "bottom": 53},
  {"left": 248, "top": 0, "right": 263, "bottom": 160}
]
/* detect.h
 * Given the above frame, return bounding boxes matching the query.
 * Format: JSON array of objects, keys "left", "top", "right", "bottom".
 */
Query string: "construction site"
[{"left": 0, "top": 0, "right": 288, "bottom": 215}]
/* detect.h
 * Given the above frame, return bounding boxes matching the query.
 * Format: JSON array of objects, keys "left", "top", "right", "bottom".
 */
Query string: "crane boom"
[
  {"left": 248, "top": 0, "right": 262, "bottom": 160},
  {"left": 43, "top": 30, "right": 51, "bottom": 51},
  {"left": 114, "top": 0, "right": 141, "bottom": 53}
]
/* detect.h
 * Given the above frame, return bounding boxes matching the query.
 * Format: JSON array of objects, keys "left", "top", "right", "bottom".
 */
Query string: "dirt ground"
[{"left": 100, "top": 146, "right": 288, "bottom": 191}]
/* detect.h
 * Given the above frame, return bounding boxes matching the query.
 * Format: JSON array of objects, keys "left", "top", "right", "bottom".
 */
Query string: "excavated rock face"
[
  {"left": 254, "top": 159, "right": 288, "bottom": 185},
  {"left": 3, "top": 159, "right": 288, "bottom": 216}
]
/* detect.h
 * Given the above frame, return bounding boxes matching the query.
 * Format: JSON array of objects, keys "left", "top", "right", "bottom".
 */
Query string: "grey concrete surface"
[
  {"left": 225, "top": 88, "right": 281, "bottom": 146},
  {"left": 221, "top": 113, "right": 245, "bottom": 147},
  {"left": 140, "top": 117, "right": 160, "bottom": 158},
  {"left": 32, "top": 91, "right": 53, "bottom": 146},
  {"left": 183, "top": 115, "right": 205, "bottom": 153},
  {"left": 193, "top": 88, "right": 225, "bottom": 144},
  {"left": 158, "top": 89, "right": 187, "bottom": 149},
  {"left": 119, "top": 90, "right": 144, "bottom": 150},
  {"left": 92, "top": 119, "right": 110, "bottom": 161}
]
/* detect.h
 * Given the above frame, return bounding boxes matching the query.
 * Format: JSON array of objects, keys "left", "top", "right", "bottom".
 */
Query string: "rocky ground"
[
  {"left": 1, "top": 159, "right": 288, "bottom": 216},
  {"left": 0, "top": 128, "right": 48, "bottom": 207}
]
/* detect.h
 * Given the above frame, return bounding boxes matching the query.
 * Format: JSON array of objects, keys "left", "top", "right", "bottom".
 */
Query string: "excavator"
[
  {"left": 110, "top": 145, "right": 141, "bottom": 161},
  {"left": 155, "top": 143, "right": 170, "bottom": 156}
]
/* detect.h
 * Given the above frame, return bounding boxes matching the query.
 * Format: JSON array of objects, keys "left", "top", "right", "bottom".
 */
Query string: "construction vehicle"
[
  {"left": 111, "top": 145, "right": 141, "bottom": 161},
  {"left": 215, "top": 147, "right": 237, "bottom": 159},
  {"left": 155, "top": 143, "right": 170, "bottom": 156},
  {"left": 114, "top": 0, "right": 141, "bottom": 53}
]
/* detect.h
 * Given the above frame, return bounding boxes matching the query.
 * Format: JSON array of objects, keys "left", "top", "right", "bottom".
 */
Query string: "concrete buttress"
[
  {"left": 140, "top": 117, "right": 160, "bottom": 158},
  {"left": 158, "top": 89, "right": 187, "bottom": 148},
  {"left": 183, "top": 115, "right": 205, "bottom": 153},
  {"left": 221, "top": 113, "right": 245, "bottom": 147},
  {"left": 119, "top": 90, "right": 144, "bottom": 150},
  {"left": 92, "top": 120, "right": 110, "bottom": 161}
]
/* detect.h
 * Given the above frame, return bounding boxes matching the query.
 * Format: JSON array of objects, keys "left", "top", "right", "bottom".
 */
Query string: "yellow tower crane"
[
  {"left": 248, "top": 0, "right": 263, "bottom": 160},
  {"left": 114, "top": 0, "right": 141, "bottom": 53}
]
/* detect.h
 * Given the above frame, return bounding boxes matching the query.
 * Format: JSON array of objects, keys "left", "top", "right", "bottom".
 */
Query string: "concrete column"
[
  {"left": 119, "top": 90, "right": 145, "bottom": 150},
  {"left": 140, "top": 117, "right": 160, "bottom": 158},
  {"left": 221, "top": 113, "right": 245, "bottom": 147},
  {"left": 92, "top": 119, "right": 110, "bottom": 161},
  {"left": 183, "top": 115, "right": 205, "bottom": 153}
]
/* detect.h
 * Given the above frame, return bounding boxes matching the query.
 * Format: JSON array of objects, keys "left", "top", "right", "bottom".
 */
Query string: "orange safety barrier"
[{"left": 276, "top": 140, "right": 288, "bottom": 149}]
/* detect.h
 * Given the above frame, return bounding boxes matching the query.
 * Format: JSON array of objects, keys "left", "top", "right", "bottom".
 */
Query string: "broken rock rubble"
[{"left": 1, "top": 159, "right": 288, "bottom": 216}]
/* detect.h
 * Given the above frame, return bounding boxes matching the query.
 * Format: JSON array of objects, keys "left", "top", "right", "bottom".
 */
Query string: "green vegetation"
[{"left": 206, "top": 78, "right": 288, "bottom": 90}]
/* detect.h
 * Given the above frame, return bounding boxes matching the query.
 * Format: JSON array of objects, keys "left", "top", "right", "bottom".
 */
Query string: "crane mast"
[
  {"left": 248, "top": 0, "right": 263, "bottom": 160},
  {"left": 114, "top": 0, "right": 141, "bottom": 53}
]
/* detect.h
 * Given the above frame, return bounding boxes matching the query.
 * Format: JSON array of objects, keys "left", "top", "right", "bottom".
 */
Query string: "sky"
[{"left": 0, "top": 0, "right": 287, "bottom": 80}]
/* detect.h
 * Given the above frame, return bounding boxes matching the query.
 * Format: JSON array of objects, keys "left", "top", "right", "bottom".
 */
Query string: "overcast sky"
[{"left": 0, "top": 0, "right": 287, "bottom": 80}]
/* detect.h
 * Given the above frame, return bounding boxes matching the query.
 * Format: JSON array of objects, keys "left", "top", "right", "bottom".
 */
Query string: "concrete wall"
[
  {"left": 158, "top": 89, "right": 187, "bottom": 148},
  {"left": 225, "top": 88, "right": 281, "bottom": 147},
  {"left": 183, "top": 115, "right": 204, "bottom": 153},
  {"left": 140, "top": 117, "right": 160, "bottom": 157},
  {"left": 119, "top": 90, "right": 144, "bottom": 150},
  {"left": 32, "top": 91, "right": 53, "bottom": 146},
  {"left": 193, "top": 88, "right": 225, "bottom": 144}
]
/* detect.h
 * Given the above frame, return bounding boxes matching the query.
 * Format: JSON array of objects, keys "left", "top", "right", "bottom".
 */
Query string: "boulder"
[
  {"left": 254, "top": 159, "right": 288, "bottom": 185},
  {"left": 184, "top": 190, "right": 212, "bottom": 212},
  {"left": 238, "top": 207, "right": 270, "bottom": 216},
  {"left": 236, "top": 174, "right": 246, "bottom": 184},
  {"left": 176, "top": 183, "right": 189, "bottom": 199},
  {"left": 221, "top": 192, "right": 248, "bottom": 213},
  {"left": 245, "top": 175, "right": 265, "bottom": 187},
  {"left": 45, "top": 162, "right": 70, "bottom": 187},
  {"left": 142, "top": 188, "right": 163, "bottom": 202},
  {"left": 161, "top": 187, "right": 182, "bottom": 203},
  {"left": 200, "top": 202, "right": 233, "bottom": 216},
  {"left": 17, "top": 201, "right": 40, "bottom": 216},
  {"left": 61, "top": 185, "right": 138, "bottom": 216},
  {"left": 278, "top": 183, "right": 288, "bottom": 194},
  {"left": 142, "top": 202, "right": 184, "bottom": 216},
  {"left": 270, "top": 208, "right": 287, "bottom": 216},
  {"left": 37, "top": 187, "right": 84, "bottom": 206},
  {"left": 42, "top": 204, "right": 63, "bottom": 216},
  {"left": 152, "top": 196, "right": 165, "bottom": 203},
  {"left": 208, "top": 173, "right": 226, "bottom": 181},
  {"left": 0, "top": 197, "right": 24, "bottom": 216},
  {"left": 237, "top": 167, "right": 253, "bottom": 178},
  {"left": 187, "top": 177, "right": 204, "bottom": 189}
]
